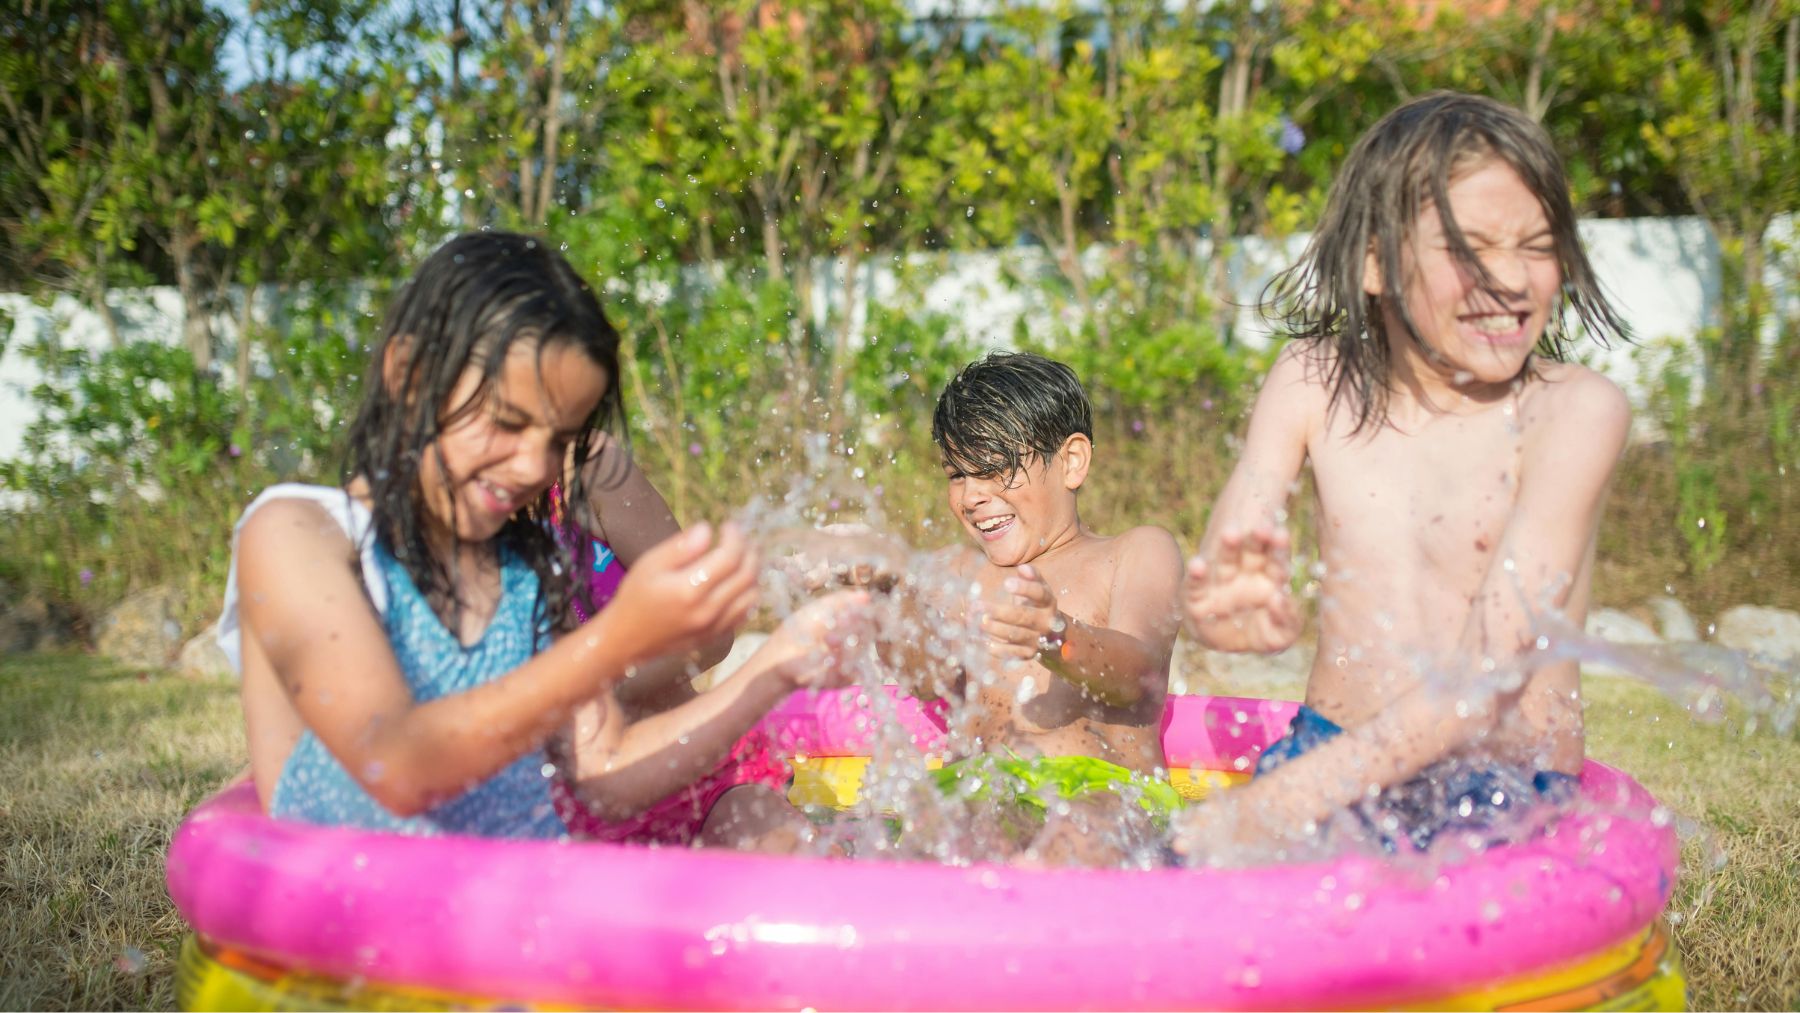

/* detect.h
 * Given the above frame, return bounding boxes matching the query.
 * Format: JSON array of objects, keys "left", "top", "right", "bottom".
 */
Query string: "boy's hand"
[
  {"left": 979, "top": 564, "right": 1068, "bottom": 662},
  {"left": 1183, "top": 525, "right": 1302, "bottom": 654},
  {"left": 763, "top": 590, "right": 876, "bottom": 690},
  {"left": 605, "top": 522, "right": 759, "bottom": 670}
]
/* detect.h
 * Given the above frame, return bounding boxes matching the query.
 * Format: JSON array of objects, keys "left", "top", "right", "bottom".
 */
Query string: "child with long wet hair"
[
  {"left": 220, "top": 232, "right": 867, "bottom": 839},
  {"left": 1176, "top": 92, "right": 1632, "bottom": 861},
  {"left": 342, "top": 232, "right": 625, "bottom": 630}
]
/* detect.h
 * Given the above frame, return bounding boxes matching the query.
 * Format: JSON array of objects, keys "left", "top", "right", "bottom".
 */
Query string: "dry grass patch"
[
  {"left": 1, "top": 653, "right": 1794, "bottom": 1010},
  {"left": 0, "top": 654, "right": 241, "bottom": 1011},
  {"left": 1584, "top": 676, "right": 1800, "bottom": 1011}
]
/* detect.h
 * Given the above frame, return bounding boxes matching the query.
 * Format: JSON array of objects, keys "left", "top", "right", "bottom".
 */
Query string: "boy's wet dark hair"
[
  {"left": 342, "top": 231, "right": 625, "bottom": 630},
  {"left": 933, "top": 351, "right": 1093, "bottom": 479},
  {"left": 1261, "top": 91, "right": 1628, "bottom": 432}
]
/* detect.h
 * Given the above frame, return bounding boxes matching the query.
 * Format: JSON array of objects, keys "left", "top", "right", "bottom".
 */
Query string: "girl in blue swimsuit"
[{"left": 222, "top": 232, "right": 866, "bottom": 837}]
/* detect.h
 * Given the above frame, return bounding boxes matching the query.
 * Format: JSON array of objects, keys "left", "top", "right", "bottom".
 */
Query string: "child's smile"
[
  {"left": 972, "top": 512, "right": 1017, "bottom": 541},
  {"left": 946, "top": 453, "right": 1082, "bottom": 568},
  {"left": 1375, "top": 158, "right": 1562, "bottom": 397},
  {"left": 422, "top": 340, "right": 608, "bottom": 544}
]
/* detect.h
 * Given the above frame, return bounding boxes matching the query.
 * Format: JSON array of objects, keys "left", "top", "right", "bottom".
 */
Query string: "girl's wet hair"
[
  {"left": 933, "top": 351, "right": 1093, "bottom": 479},
  {"left": 342, "top": 231, "right": 624, "bottom": 631},
  {"left": 1261, "top": 91, "right": 1628, "bottom": 432}
]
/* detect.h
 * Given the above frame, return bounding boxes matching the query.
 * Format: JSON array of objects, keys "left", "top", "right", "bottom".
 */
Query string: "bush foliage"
[{"left": 1, "top": 0, "right": 1797, "bottom": 633}]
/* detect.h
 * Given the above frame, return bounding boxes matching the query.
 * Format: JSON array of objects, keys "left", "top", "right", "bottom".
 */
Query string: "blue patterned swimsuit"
[{"left": 269, "top": 541, "right": 567, "bottom": 838}]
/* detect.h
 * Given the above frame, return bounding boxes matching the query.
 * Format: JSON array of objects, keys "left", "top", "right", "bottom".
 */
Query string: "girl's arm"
[
  {"left": 559, "top": 592, "right": 872, "bottom": 819},
  {"left": 237, "top": 499, "right": 759, "bottom": 818},
  {"left": 875, "top": 547, "right": 977, "bottom": 703},
  {"left": 571, "top": 436, "right": 734, "bottom": 707},
  {"left": 1177, "top": 372, "right": 1629, "bottom": 851},
  {"left": 1184, "top": 347, "right": 1316, "bottom": 653}
]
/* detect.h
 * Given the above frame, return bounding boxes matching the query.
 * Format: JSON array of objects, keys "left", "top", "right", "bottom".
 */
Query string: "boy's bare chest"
[
  {"left": 1310, "top": 415, "right": 1524, "bottom": 569},
  {"left": 972, "top": 551, "right": 1114, "bottom": 628}
]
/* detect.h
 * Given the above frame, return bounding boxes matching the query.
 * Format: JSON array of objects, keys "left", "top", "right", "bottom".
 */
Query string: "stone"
[
  {"left": 1586, "top": 608, "right": 1662, "bottom": 646},
  {"left": 95, "top": 586, "right": 186, "bottom": 670},
  {"left": 176, "top": 619, "right": 235, "bottom": 680},
  {"left": 1713, "top": 605, "right": 1800, "bottom": 663},
  {"left": 1578, "top": 608, "right": 1666, "bottom": 678},
  {"left": 1645, "top": 596, "right": 1700, "bottom": 642},
  {"left": 0, "top": 594, "right": 81, "bottom": 655}
]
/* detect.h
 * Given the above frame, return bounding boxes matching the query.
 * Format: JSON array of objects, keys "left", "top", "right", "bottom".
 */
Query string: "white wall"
[{"left": 3, "top": 214, "right": 1794, "bottom": 463}]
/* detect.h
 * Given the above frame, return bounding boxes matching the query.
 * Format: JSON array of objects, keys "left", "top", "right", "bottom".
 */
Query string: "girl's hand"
[
  {"left": 1183, "top": 525, "right": 1302, "bottom": 654},
  {"left": 979, "top": 564, "right": 1066, "bottom": 662},
  {"left": 773, "top": 523, "right": 905, "bottom": 593},
  {"left": 761, "top": 590, "right": 876, "bottom": 690},
  {"left": 603, "top": 522, "right": 759, "bottom": 669}
]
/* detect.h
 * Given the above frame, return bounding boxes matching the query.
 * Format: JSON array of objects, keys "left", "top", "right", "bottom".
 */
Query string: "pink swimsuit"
[{"left": 550, "top": 511, "right": 790, "bottom": 846}]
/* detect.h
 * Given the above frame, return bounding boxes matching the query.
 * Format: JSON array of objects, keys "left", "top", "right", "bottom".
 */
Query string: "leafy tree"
[
  {"left": 0, "top": 1, "right": 156, "bottom": 343},
  {"left": 1643, "top": 0, "right": 1799, "bottom": 418}
]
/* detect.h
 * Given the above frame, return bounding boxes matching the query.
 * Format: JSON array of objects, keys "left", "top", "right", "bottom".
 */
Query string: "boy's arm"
[
  {"left": 1184, "top": 347, "right": 1315, "bottom": 653},
  {"left": 980, "top": 528, "right": 1182, "bottom": 707},
  {"left": 1178, "top": 373, "right": 1629, "bottom": 849}
]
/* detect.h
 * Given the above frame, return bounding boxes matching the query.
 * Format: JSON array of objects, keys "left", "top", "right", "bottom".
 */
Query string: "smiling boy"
[{"left": 906, "top": 352, "right": 1184, "bottom": 863}]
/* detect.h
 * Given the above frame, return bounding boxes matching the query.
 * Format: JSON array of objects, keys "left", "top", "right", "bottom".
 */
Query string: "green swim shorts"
[{"left": 932, "top": 753, "right": 1184, "bottom": 819}]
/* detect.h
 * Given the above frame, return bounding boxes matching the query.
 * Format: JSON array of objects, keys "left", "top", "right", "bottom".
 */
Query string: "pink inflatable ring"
[{"left": 167, "top": 694, "right": 1684, "bottom": 1011}]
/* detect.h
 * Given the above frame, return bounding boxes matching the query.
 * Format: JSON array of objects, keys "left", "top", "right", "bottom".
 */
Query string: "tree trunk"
[
  {"left": 86, "top": 273, "right": 122, "bottom": 349},
  {"left": 1784, "top": 15, "right": 1797, "bottom": 139},
  {"left": 526, "top": 0, "right": 574, "bottom": 226},
  {"left": 172, "top": 232, "right": 212, "bottom": 369},
  {"left": 235, "top": 282, "right": 257, "bottom": 428},
  {"left": 1524, "top": 4, "right": 1558, "bottom": 121},
  {"left": 828, "top": 239, "right": 863, "bottom": 439}
]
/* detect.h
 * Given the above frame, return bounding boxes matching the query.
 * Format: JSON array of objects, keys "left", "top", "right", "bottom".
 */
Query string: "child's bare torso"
[
  {"left": 1303, "top": 363, "right": 1595, "bottom": 771},
  {"left": 946, "top": 534, "right": 1167, "bottom": 771}
]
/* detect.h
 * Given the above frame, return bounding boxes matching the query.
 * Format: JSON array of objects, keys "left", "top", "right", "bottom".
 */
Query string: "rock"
[
  {"left": 1586, "top": 608, "right": 1662, "bottom": 646},
  {"left": 1713, "top": 605, "right": 1800, "bottom": 663},
  {"left": 0, "top": 594, "right": 81, "bottom": 654},
  {"left": 693, "top": 633, "right": 770, "bottom": 692},
  {"left": 1645, "top": 596, "right": 1700, "bottom": 642},
  {"left": 1578, "top": 608, "right": 1666, "bottom": 678},
  {"left": 175, "top": 619, "right": 235, "bottom": 680},
  {"left": 95, "top": 586, "right": 186, "bottom": 669}
]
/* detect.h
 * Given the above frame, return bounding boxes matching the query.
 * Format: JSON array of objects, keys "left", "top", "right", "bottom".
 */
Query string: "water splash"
[{"left": 723, "top": 439, "right": 1788, "bottom": 876}]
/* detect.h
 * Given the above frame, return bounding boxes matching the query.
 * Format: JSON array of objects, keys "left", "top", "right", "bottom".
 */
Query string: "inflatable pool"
[{"left": 167, "top": 693, "right": 1684, "bottom": 1011}]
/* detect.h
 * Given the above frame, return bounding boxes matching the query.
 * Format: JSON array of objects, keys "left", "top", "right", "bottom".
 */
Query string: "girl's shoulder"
[
  {"left": 230, "top": 483, "right": 389, "bottom": 617},
  {"left": 237, "top": 482, "right": 370, "bottom": 531},
  {"left": 220, "top": 484, "right": 386, "bottom": 676}
]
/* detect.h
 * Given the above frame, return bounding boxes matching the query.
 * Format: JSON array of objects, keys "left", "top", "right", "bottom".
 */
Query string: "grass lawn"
[{"left": 0, "top": 653, "right": 1794, "bottom": 1010}]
